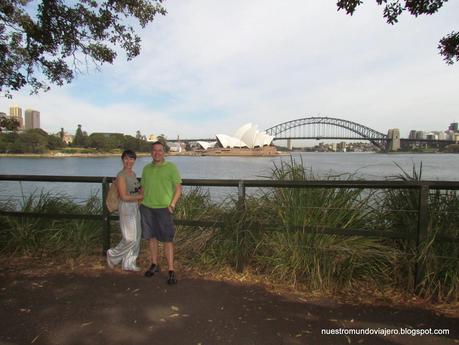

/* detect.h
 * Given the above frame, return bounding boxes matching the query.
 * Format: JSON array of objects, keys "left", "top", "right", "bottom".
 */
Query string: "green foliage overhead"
[
  {"left": 0, "top": 0, "right": 166, "bottom": 97},
  {"left": 336, "top": 0, "right": 459, "bottom": 64}
]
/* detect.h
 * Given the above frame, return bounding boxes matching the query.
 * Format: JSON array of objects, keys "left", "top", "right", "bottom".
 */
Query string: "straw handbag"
[{"left": 106, "top": 179, "right": 119, "bottom": 213}]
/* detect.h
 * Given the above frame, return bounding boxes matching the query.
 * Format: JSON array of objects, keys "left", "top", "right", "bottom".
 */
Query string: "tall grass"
[
  {"left": 376, "top": 163, "right": 459, "bottom": 301},
  {"left": 175, "top": 159, "right": 457, "bottom": 301},
  {"left": 199, "top": 195, "right": 272, "bottom": 270},
  {"left": 421, "top": 188, "right": 459, "bottom": 301},
  {"left": 177, "top": 159, "right": 396, "bottom": 293},
  {"left": 173, "top": 187, "right": 223, "bottom": 262},
  {"left": 252, "top": 159, "right": 395, "bottom": 292},
  {"left": 0, "top": 191, "right": 102, "bottom": 256}
]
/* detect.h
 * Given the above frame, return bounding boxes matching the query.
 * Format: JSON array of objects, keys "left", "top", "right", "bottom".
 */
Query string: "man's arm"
[{"left": 168, "top": 184, "right": 182, "bottom": 213}]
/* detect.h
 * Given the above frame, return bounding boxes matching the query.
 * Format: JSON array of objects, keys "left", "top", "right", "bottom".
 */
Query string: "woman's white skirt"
[{"left": 106, "top": 201, "right": 141, "bottom": 270}]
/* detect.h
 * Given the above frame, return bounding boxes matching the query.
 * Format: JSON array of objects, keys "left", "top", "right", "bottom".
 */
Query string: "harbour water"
[{"left": 0, "top": 152, "right": 458, "bottom": 203}]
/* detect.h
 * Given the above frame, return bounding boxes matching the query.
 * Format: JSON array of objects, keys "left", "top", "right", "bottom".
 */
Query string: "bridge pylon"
[{"left": 387, "top": 129, "right": 401, "bottom": 152}]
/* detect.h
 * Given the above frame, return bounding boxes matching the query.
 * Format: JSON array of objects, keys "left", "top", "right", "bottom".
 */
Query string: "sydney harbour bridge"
[
  {"left": 182, "top": 116, "right": 454, "bottom": 151},
  {"left": 265, "top": 117, "right": 388, "bottom": 150}
]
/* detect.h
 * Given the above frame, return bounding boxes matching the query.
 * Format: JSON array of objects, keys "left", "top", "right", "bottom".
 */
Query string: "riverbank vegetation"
[
  {"left": 0, "top": 127, "right": 156, "bottom": 154},
  {"left": 0, "top": 161, "right": 457, "bottom": 303}
]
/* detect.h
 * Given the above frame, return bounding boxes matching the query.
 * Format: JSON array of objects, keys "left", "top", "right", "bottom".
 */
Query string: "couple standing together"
[{"left": 106, "top": 141, "right": 182, "bottom": 285}]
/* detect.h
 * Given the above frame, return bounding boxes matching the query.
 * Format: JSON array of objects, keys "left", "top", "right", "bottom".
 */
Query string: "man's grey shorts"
[{"left": 139, "top": 205, "right": 175, "bottom": 242}]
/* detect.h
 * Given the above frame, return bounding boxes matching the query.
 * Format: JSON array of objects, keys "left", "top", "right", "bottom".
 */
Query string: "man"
[{"left": 140, "top": 141, "right": 182, "bottom": 284}]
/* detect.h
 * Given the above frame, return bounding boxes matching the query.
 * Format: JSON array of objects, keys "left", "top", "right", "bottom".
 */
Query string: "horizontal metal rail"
[
  {"left": 2, "top": 174, "right": 459, "bottom": 189},
  {"left": 0, "top": 211, "right": 102, "bottom": 221}
]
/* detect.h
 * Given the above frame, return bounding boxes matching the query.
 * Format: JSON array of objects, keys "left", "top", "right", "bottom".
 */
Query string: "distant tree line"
[
  {"left": 0, "top": 128, "right": 64, "bottom": 153},
  {"left": 0, "top": 123, "right": 156, "bottom": 154},
  {"left": 69, "top": 124, "right": 153, "bottom": 152}
]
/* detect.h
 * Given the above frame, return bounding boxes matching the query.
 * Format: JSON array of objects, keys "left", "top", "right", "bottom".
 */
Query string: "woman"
[{"left": 107, "top": 149, "right": 143, "bottom": 271}]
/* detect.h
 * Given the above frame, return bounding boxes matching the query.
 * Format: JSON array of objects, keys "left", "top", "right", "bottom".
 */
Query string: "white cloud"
[{"left": 1, "top": 0, "right": 458, "bottom": 139}]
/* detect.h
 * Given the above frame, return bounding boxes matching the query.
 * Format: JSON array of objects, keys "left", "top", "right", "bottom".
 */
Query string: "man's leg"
[
  {"left": 164, "top": 242, "right": 177, "bottom": 284},
  {"left": 141, "top": 205, "right": 160, "bottom": 277},
  {"left": 144, "top": 238, "right": 160, "bottom": 277},
  {"left": 149, "top": 238, "right": 159, "bottom": 265},
  {"left": 164, "top": 242, "right": 174, "bottom": 271}
]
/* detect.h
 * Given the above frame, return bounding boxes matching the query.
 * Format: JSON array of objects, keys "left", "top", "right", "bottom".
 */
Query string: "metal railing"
[{"left": 1, "top": 174, "right": 459, "bottom": 292}]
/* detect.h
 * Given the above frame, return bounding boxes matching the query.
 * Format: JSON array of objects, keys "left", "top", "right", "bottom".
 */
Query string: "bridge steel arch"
[{"left": 265, "top": 117, "right": 388, "bottom": 150}]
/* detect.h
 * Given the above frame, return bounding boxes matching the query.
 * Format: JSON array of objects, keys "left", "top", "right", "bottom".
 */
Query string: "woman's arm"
[{"left": 117, "top": 175, "right": 143, "bottom": 202}]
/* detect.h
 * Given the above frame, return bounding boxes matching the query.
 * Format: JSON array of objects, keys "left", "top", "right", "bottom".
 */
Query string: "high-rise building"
[
  {"left": 24, "top": 109, "right": 40, "bottom": 130},
  {"left": 432, "top": 131, "right": 446, "bottom": 140},
  {"left": 449, "top": 122, "right": 458, "bottom": 132},
  {"left": 9, "top": 106, "right": 23, "bottom": 128},
  {"left": 426, "top": 133, "right": 437, "bottom": 140},
  {"left": 415, "top": 131, "right": 426, "bottom": 140},
  {"left": 408, "top": 130, "right": 417, "bottom": 139},
  {"left": 445, "top": 130, "right": 455, "bottom": 140}
]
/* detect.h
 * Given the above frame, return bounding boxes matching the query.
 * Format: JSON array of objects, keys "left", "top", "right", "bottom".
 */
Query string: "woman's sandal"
[{"left": 144, "top": 264, "right": 160, "bottom": 277}]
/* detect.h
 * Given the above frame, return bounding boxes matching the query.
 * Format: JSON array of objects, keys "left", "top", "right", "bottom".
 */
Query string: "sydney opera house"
[{"left": 197, "top": 123, "right": 277, "bottom": 156}]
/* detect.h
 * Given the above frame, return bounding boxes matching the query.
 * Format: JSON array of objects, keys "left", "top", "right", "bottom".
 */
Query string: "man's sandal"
[{"left": 167, "top": 270, "right": 177, "bottom": 285}]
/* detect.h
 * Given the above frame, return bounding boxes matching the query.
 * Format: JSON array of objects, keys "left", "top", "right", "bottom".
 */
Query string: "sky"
[{"left": 1, "top": 0, "right": 458, "bottom": 140}]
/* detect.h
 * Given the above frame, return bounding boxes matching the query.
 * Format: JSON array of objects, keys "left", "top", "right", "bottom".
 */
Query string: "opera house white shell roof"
[
  {"left": 197, "top": 141, "right": 217, "bottom": 150},
  {"left": 214, "top": 123, "right": 274, "bottom": 149},
  {"left": 215, "top": 134, "right": 248, "bottom": 148}
]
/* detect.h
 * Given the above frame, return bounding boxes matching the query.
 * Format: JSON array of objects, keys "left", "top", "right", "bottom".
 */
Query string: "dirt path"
[{"left": 0, "top": 258, "right": 457, "bottom": 345}]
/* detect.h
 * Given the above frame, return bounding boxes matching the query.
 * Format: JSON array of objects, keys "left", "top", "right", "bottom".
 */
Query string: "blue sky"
[{"left": 1, "top": 0, "right": 458, "bottom": 139}]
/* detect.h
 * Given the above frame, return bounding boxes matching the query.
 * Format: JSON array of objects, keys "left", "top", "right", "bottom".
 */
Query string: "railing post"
[
  {"left": 236, "top": 180, "right": 246, "bottom": 273},
  {"left": 414, "top": 184, "right": 429, "bottom": 294},
  {"left": 101, "top": 177, "right": 111, "bottom": 256},
  {"left": 238, "top": 180, "right": 246, "bottom": 208}
]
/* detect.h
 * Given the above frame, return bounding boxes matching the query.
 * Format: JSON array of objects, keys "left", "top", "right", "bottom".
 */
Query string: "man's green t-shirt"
[{"left": 141, "top": 161, "right": 182, "bottom": 208}]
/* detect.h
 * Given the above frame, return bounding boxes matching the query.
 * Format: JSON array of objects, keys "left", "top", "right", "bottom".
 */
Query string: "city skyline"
[
  {"left": 1, "top": 104, "right": 456, "bottom": 140},
  {"left": 0, "top": 105, "right": 458, "bottom": 141},
  {"left": 0, "top": 1, "right": 458, "bottom": 138}
]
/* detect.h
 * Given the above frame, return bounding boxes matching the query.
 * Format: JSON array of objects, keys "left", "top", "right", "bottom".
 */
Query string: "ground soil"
[{"left": 0, "top": 256, "right": 457, "bottom": 345}]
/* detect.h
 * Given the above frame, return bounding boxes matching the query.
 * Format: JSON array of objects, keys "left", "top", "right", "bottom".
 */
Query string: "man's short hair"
[{"left": 151, "top": 140, "right": 164, "bottom": 147}]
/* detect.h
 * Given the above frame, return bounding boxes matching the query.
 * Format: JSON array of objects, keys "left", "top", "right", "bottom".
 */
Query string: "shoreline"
[
  {"left": 0, "top": 151, "right": 288, "bottom": 158},
  {"left": 0, "top": 146, "right": 289, "bottom": 158},
  {"left": 0, "top": 152, "right": 140, "bottom": 158},
  {"left": 0, "top": 150, "right": 456, "bottom": 158}
]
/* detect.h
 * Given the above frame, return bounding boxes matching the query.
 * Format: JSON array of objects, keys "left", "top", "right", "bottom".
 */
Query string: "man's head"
[{"left": 151, "top": 141, "right": 165, "bottom": 164}]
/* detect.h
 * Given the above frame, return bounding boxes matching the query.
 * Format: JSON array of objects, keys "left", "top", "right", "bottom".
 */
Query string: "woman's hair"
[{"left": 121, "top": 149, "right": 137, "bottom": 160}]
